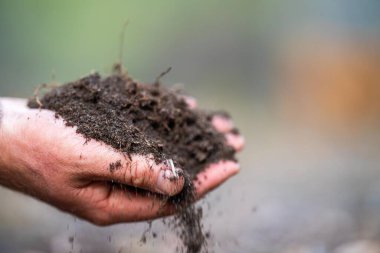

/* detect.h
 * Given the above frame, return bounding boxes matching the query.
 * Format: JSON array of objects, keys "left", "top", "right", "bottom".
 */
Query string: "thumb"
[{"left": 95, "top": 153, "right": 185, "bottom": 196}]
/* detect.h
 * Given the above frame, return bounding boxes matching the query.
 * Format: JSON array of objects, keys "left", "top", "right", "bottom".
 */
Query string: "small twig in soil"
[
  {"left": 167, "top": 159, "right": 178, "bottom": 179},
  {"left": 33, "top": 83, "right": 48, "bottom": 108},
  {"left": 114, "top": 20, "right": 130, "bottom": 75},
  {"left": 33, "top": 82, "right": 58, "bottom": 108},
  {"left": 154, "top": 67, "right": 172, "bottom": 85}
]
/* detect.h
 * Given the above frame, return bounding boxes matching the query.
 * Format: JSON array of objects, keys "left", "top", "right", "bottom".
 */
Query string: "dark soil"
[
  {"left": 28, "top": 71, "right": 237, "bottom": 253},
  {"left": 109, "top": 160, "right": 122, "bottom": 173}
]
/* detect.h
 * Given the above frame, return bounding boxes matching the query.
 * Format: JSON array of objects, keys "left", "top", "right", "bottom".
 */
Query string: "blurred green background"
[
  {"left": 0, "top": 0, "right": 268, "bottom": 101},
  {"left": 1, "top": 1, "right": 380, "bottom": 252}
]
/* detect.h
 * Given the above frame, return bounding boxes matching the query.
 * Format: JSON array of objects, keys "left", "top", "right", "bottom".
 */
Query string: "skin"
[{"left": 0, "top": 97, "right": 244, "bottom": 225}]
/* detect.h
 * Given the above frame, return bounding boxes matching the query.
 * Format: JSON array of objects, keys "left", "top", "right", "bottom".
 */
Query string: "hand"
[{"left": 0, "top": 97, "right": 244, "bottom": 225}]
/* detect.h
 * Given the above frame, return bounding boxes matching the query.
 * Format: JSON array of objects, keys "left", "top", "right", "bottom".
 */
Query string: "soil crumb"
[
  {"left": 28, "top": 72, "right": 237, "bottom": 252},
  {"left": 109, "top": 160, "right": 122, "bottom": 173}
]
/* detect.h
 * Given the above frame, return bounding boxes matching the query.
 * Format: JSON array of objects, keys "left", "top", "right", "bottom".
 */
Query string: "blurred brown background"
[{"left": 0, "top": 0, "right": 380, "bottom": 252}]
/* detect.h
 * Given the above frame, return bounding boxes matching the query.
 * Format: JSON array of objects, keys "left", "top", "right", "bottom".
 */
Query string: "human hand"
[{"left": 0, "top": 97, "right": 243, "bottom": 225}]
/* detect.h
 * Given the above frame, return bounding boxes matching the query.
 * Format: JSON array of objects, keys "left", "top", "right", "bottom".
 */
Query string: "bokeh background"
[{"left": 1, "top": 0, "right": 380, "bottom": 252}]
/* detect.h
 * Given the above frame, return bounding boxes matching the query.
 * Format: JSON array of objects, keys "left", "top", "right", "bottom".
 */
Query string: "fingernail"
[
  {"left": 156, "top": 169, "right": 183, "bottom": 195},
  {"left": 225, "top": 161, "right": 241, "bottom": 173},
  {"left": 212, "top": 116, "right": 234, "bottom": 132},
  {"left": 225, "top": 133, "right": 245, "bottom": 151},
  {"left": 184, "top": 96, "right": 197, "bottom": 109},
  {"left": 215, "top": 161, "right": 240, "bottom": 179}
]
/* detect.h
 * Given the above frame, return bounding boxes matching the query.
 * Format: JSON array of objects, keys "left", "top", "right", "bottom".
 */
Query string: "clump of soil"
[
  {"left": 28, "top": 71, "right": 237, "bottom": 252},
  {"left": 109, "top": 160, "right": 122, "bottom": 173}
]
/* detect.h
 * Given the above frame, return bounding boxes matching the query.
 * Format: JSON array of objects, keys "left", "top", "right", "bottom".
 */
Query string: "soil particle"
[
  {"left": 28, "top": 72, "right": 238, "bottom": 253},
  {"left": 109, "top": 160, "right": 122, "bottom": 173}
]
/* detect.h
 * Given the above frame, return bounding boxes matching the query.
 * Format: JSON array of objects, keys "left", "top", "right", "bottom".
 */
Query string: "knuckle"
[
  {"left": 129, "top": 159, "right": 153, "bottom": 187},
  {"left": 88, "top": 212, "right": 112, "bottom": 226},
  {"left": 129, "top": 160, "right": 142, "bottom": 186},
  {"left": 84, "top": 204, "right": 114, "bottom": 226}
]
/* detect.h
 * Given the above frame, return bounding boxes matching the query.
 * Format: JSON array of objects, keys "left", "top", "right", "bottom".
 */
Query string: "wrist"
[
  {"left": 0, "top": 100, "right": 32, "bottom": 192},
  {"left": 0, "top": 105, "right": 14, "bottom": 187},
  {"left": 0, "top": 99, "right": 10, "bottom": 168}
]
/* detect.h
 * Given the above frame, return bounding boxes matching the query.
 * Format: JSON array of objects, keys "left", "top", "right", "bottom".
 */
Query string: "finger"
[
  {"left": 225, "top": 133, "right": 245, "bottom": 152},
  {"left": 181, "top": 99, "right": 245, "bottom": 152},
  {"left": 193, "top": 160, "right": 240, "bottom": 199},
  {"left": 79, "top": 185, "right": 174, "bottom": 225},
  {"left": 111, "top": 155, "right": 184, "bottom": 196},
  {"left": 104, "top": 188, "right": 174, "bottom": 224},
  {"left": 94, "top": 162, "right": 241, "bottom": 224},
  {"left": 91, "top": 152, "right": 185, "bottom": 196},
  {"left": 182, "top": 96, "right": 198, "bottom": 109},
  {"left": 211, "top": 115, "right": 234, "bottom": 133}
]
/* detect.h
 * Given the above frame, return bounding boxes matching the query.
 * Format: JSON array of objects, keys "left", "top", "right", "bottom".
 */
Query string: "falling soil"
[{"left": 28, "top": 71, "right": 237, "bottom": 252}]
